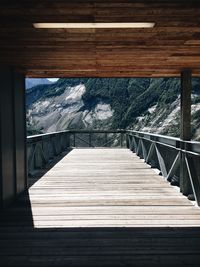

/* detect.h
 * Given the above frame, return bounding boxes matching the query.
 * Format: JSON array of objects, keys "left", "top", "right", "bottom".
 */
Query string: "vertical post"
[
  {"left": 89, "top": 133, "right": 92, "bottom": 147},
  {"left": 180, "top": 70, "right": 191, "bottom": 141},
  {"left": 0, "top": 66, "right": 27, "bottom": 208},
  {"left": 65, "top": 132, "right": 70, "bottom": 149},
  {"left": 120, "top": 132, "right": 123, "bottom": 147},
  {"left": 13, "top": 71, "right": 27, "bottom": 195},
  {"left": 126, "top": 134, "right": 129, "bottom": 149},
  {"left": 105, "top": 133, "right": 108, "bottom": 147},
  {"left": 73, "top": 133, "right": 76, "bottom": 147},
  {"left": 0, "top": 66, "right": 15, "bottom": 208},
  {"left": 180, "top": 70, "right": 192, "bottom": 196},
  {"left": 60, "top": 134, "right": 63, "bottom": 150}
]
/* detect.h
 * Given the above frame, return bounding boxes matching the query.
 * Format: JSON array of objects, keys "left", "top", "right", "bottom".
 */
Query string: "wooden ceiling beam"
[{"left": 1, "top": 0, "right": 200, "bottom": 77}]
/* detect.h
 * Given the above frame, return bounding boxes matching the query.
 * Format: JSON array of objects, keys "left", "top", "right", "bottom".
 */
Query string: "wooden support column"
[
  {"left": 13, "top": 72, "right": 27, "bottom": 196},
  {"left": 180, "top": 70, "right": 192, "bottom": 196},
  {"left": 0, "top": 66, "right": 27, "bottom": 208},
  {"left": 180, "top": 70, "right": 192, "bottom": 141}
]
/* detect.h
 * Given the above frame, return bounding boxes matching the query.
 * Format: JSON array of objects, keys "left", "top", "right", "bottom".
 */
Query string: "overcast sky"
[{"left": 47, "top": 78, "right": 59, "bottom": 82}]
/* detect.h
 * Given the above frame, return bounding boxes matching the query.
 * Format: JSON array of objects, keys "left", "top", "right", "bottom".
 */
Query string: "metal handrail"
[
  {"left": 27, "top": 129, "right": 126, "bottom": 176},
  {"left": 27, "top": 130, "right": 70, "bottom": 142},
  {"left": 27, "top": 129, "right": 200, "bottom": 206},
  {"left": 126, "top": 130, "right": 200, "bottom": 206},
  {"left": 127, "top": 130, "right": 200, "bottom": 154}
]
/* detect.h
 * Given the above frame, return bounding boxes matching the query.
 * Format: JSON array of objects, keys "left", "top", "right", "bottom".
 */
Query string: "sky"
[{"left": 47, "top": 78, "right": 59, "bottom": 82}]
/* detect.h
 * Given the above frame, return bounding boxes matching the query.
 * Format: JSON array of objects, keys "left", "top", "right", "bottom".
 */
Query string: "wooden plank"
[
  {"left": 1, "top": 1, "right": 200, "bottom": 77},
  {"left": 1, "top": 148, "right": 200, "bottom": 266},
  {"left": 1, "top": 255, "right": 200, "bottom": 267}
]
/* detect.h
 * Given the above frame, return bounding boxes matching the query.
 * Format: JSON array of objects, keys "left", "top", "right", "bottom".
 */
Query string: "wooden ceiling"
[{"left": 1, "top": 0, "right": 200, "bottom": 77}]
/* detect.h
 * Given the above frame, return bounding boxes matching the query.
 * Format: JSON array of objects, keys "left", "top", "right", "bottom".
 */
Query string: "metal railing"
[
  {"left": 126, "top": 130, "right": 200, "bottom": 205},
  {"left": 27, "top": 130, "right": 70, "bottom": 176},
  {"left": 27, "top": 129, "right": 200, "bottom": 206},
  {"left": 27, "top": 129, "right": 126, "bottom": 176},
  {"left": 69, "top": 129, "right": 126, "bottom": 148}
]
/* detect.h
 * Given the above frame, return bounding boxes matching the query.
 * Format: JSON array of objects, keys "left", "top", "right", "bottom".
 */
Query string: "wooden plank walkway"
[{"left": 1, "top": 148, "right": 200, "bottom": 266}]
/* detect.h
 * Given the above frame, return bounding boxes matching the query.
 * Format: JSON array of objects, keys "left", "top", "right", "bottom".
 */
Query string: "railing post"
[
  {"left": 105, "top": 133, "right": 108, "bottom": 147},
  {"left": 126, "top": 133, "right": 129, "bottom": 149},
  {"left": 66, "top": 132, "right": 70, "bottom": 148},
  {"left": 180, "top": 70, "right": 192, "bottom": 196},
  {"left": 89, "top": 133, "right": 92, "bottom": 147},
  {"left": 120, "top": 132, "right": 123, "bottom": 147},
  {"left": 73, "top": 133, "right": 76, "bottom": 147}
]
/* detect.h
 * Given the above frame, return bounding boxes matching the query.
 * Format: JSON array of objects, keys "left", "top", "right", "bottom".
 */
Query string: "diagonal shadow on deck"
[{"left": 1, "top": 148, "right": 200, "bottom": 266}]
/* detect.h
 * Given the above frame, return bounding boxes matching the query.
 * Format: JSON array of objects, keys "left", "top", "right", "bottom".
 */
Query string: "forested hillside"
[{"left": 26, "top": 78, "right": 200, "bottom": 140}]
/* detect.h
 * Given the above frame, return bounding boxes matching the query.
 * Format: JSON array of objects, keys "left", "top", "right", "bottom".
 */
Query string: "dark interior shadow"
[
  {"left": 1, "top": 190, "right": 200, "bottom": 267},
  {"left": 28, "top": 148, "right": 73, "bottom": 187}
]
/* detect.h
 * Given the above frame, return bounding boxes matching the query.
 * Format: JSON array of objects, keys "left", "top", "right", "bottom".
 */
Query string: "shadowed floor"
[{"left": 1, "top": 148, "right": 200, "bottom": 266}]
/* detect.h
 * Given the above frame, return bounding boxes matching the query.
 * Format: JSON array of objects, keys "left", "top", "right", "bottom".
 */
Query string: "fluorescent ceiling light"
[{"left": 33, "top": 22, "right": 155, "bottom": 29}]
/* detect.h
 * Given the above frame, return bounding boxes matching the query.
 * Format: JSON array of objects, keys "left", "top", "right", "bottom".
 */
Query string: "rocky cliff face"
[
  {"left": 26, "top": 78, "right": 200, "bottom": 140},
  {"left": 26, "top": 83, "right": 113, "bottom": 133}
]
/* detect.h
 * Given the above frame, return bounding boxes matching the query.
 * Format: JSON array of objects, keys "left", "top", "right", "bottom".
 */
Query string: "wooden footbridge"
[
  {"left": 1, "top": 1, "right": 200, "bottom": 266},
  {"left": 1, "top": 130, "right": 200, "bottom": 266}
]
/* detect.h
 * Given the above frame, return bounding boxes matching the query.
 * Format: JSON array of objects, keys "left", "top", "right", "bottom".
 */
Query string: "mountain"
[
  {"left": 25, "top": 78, "right": 53, "bottom": 89},
  {"left": 26, "top": 78, "right": 200, "bottom": 140}
]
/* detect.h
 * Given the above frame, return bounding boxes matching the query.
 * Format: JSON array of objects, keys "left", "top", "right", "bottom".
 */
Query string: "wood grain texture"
[
  {"left": 1, "top": 1, "right": 200, "bottom": 77},
  {"left": 1, "top": 148, "right": 200, "bottom": 266},
  {"left": 25, "top": 148, "right": 199, "bottom": 227}
]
